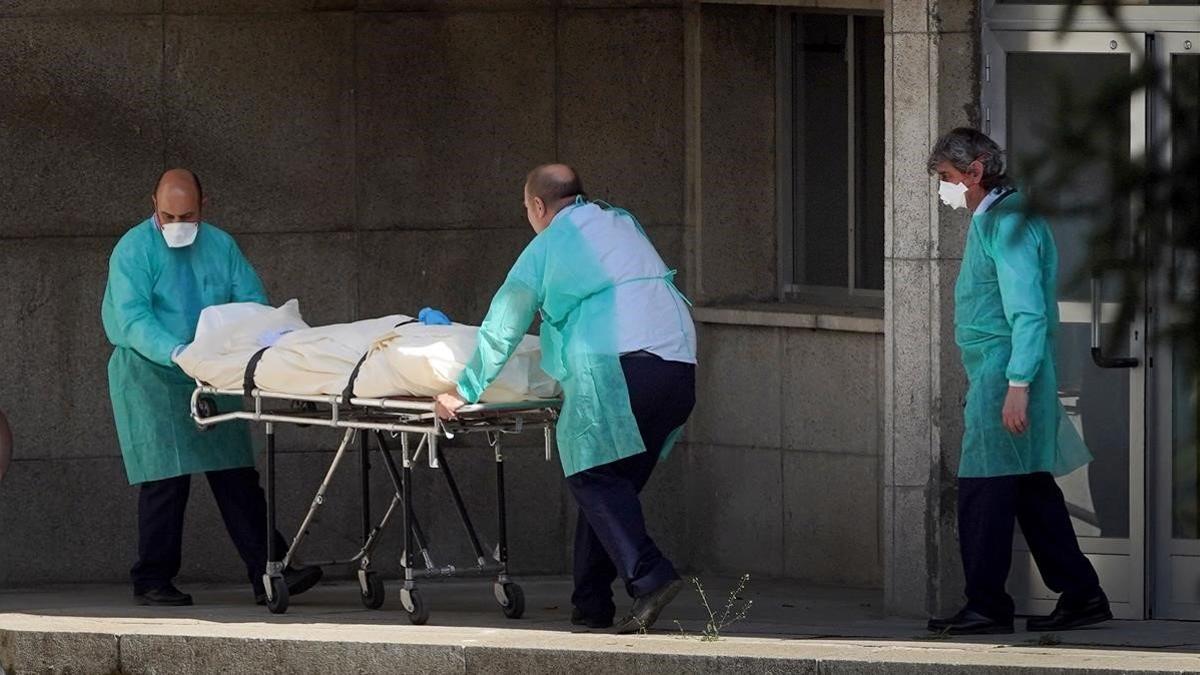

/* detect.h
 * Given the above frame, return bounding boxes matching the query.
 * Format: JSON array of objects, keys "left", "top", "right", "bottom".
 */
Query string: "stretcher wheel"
[
  {"left": 499, "top": 582, "right": 525, "bottom": 620},
  {"left": 405, "top": 589, "right": 429, "bottom": 625},
  {"left": 360, "top": 572, "right": 385, "bottom": 610},
  {"left": 266, "top": 576, "right": 289, "bottom": 614}
]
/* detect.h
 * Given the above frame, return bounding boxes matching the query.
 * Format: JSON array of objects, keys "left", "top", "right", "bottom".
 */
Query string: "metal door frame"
[
  {"left": 1151, "top": 31, "right": 1200, "bottom": 621},
  {"left": 984, "top": 4, "right": 1200, "bottom": 34},
  {"left": 982, "top": 29, "right": 1149, "bottom": 620}
]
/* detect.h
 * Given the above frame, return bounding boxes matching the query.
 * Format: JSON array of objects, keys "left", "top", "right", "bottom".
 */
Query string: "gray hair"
[{"left": 926, "top": 128, "right": 1009, "bottom": 190}]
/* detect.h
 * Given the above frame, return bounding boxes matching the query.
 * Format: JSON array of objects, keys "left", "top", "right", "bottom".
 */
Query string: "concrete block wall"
[
  {"left": 695, "top": 2, "right": 777, "bottom": 304},
  {"left": 882, "top": 0, "right": 980, "bottom": 615},
  {"left": 667, "top": 4, "right": 886, "bottom": 589},
  {"left": 0, "top": 1, "right": 687, "bottom": 587},
  {"left": 685, "top": 324, "right": 885, "bottom": 588},
  {"left": 0, "top": 0, "right": 895, "bottom": 596}
]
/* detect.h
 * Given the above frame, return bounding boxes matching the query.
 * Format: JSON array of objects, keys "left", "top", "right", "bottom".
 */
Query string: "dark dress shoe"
[
  {"left": 135, "top": 584, "right": 193, "bottom": 607},
  {"left": 570, "top": 607, "right": 614, "bottom": 629},
  {"left": 927, "top": 608, "right": 1014, "bottom": 635},
  {"left": 614, "top": 579, "right": 684, "bottom": 634},
  {"left": 1027, "top": 590, "right": 1112, "bottom": 632},
  {"left": 255, "top": 565, "right": 324, "bottom": 605}
]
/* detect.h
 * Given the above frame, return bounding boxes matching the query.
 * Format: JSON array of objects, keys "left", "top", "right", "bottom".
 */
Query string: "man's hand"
[
  {"left": 1002, "top": 386, "right": 1029, "bottom": 435},
  {"left": 435, "top": 392, "right": 466, "bottom": 420}
]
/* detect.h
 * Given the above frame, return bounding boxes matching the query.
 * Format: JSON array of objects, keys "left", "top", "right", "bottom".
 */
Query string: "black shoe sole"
[
  {"left": 135, "top": 596, "right": 193, "bottom": 607},
  {"left": 571, "top": 617, "right": 614, "bottom": 629},
  {"left": 1027, "top": 610, "right": 1113, "bottom": 632},
  {"left": 615, "top": 580, "right": 684, "bottom": 635},
  {"left": 940, "top": 624, "right": 1015, "bottom": 636}
]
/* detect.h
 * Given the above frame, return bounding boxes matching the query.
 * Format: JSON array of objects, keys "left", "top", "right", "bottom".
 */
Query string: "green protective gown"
[
  {"left": 102, "top": 219, "right": 268, "bottom": 485},
  {"left": 456, "top": 199, "right": 688, "bottom": 477},
  {"left": 954, "top": 191, "right": 1092, "bottom": 478}
]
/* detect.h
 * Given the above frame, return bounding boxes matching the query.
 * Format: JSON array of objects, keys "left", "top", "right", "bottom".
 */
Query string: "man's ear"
[{"left": 967, "top": 159, "right": 985, "bottom": 187}]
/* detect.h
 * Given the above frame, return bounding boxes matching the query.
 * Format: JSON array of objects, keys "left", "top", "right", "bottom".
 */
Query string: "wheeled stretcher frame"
[{"left": 189, "top": 384, "right": 560, "bottom": 624}]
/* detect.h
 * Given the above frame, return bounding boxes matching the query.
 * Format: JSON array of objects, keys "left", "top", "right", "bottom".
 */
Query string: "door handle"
[{"left": 1090, "top": 276, "right": 1139, "bottom": 369}]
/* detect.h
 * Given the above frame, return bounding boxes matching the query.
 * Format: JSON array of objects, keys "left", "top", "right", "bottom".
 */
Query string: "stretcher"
[{"left": 190, "top": 383, "right": 560, "bottom": 624}]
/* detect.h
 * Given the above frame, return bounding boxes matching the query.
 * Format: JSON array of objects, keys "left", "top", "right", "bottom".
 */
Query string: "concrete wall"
[
  {"left": 881, "top": 0, "right": 979, "bottom": 615},
  {"left": 685, "top": 321, "right": 885, "bottom": 587},
  {"left": 0, "top": 1, "right": 687, "bottom": 587},
  {"left": 0, "top": 0, "right": 893, "bottom": 596},
  {"left": 671, "top": 4, "right": 885, "bottom": 589}
]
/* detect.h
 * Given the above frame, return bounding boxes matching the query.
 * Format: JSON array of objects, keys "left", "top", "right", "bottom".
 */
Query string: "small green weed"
[{"left": 673, "top": 574, "right": 754, "bottom": 642}]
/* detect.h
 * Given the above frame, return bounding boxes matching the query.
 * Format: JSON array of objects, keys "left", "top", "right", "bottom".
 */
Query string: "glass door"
[
  {"left": 1151, "top": 32, "right": 1200, "bottom": 621},
  {"left": 983, "top": 30, "right": 1148, "bottom": 620}
]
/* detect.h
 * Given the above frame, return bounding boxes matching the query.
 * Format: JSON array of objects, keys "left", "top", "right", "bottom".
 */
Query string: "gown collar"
[{"left": 974, "top": 187, "right": 1015, "bottom": 215}]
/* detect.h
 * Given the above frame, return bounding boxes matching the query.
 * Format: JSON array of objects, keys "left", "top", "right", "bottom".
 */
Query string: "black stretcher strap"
[
  {"left": 243, "top": 346, "right": 271, "bottom": 399},
  {"left": 341, "top": 351, "right": 372, "bottom": 404},
  {"left": 341, "top": 318, "right": 421, "bottom": 404}
]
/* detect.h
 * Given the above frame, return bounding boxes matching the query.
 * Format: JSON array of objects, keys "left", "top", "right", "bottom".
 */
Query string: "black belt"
[{"left": 620, "top": 350, "right": 660, "bottom": 359}]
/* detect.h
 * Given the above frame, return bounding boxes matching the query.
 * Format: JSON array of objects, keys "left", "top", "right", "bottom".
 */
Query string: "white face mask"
[
  {"left": 938, "top": 180, "right": 969, "bottom": 210},
  {"left": 160, "top": 220, "right": 199, "bottom": 248}
]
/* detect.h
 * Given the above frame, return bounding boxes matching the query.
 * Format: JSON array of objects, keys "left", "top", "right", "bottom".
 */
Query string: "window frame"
[{"left": 776, "top": 7, "right": 886, "bottom": 307}]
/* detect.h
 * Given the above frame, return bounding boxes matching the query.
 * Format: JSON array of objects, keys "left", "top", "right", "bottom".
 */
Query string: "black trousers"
[
  {"left": 131, "top": 466, "right": 286, "bottom": 596},
  {"left": 565, "top": 354, "right": 696, "bottom": 622},
  {"left": 958, "top": 472, "right": 1102, "bottom": 621}
]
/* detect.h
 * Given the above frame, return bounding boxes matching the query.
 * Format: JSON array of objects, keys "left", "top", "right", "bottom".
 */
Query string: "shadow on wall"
[{"left": 0, "top": 409, "right": 10, "bottom": 482}]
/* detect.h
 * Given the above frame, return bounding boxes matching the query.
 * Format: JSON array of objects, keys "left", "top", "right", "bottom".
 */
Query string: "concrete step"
[{"left": 2, "top": 579, "right": 1198, "bottom": 674}]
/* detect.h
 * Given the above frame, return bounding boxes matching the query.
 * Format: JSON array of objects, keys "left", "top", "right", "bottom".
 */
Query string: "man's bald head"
[
  {"left": 153, "top": 168, "right": 204, "bottom": 224},
  {"left": 523, "top": 164, "right": 584, "bottom": 233},
  {"left": 525, "top": 164, "right": 583, "bottom": 208}
]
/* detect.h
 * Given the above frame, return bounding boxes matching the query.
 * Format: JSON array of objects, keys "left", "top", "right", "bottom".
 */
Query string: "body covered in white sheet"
[{"left": 175, "top": 301, "right": 559, "bottom": 403}]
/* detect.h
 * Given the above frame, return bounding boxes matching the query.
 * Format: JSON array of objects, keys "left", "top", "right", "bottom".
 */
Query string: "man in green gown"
[
  {"left": 925, "top": 129, "right": 1110, "bottom": 634},
  {"left": 102, "top": 169, "right": 321, "bottom": 606}
]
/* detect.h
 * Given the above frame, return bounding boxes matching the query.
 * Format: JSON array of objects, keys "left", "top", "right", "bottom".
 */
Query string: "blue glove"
[{"left": 418, "top": 307, "right": 452, "bottom": 326}]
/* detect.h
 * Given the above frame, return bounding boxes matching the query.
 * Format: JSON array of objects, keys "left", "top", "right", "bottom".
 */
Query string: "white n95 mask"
[
  {"left": 938, "top": 181, "right": 969, "bottom": 210},
  {"left": 161, "top": 221, "right": 199, "bottom": 248}
]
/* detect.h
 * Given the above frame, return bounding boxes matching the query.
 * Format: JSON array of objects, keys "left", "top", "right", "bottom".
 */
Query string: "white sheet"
[{"left": 175, "top": 301, "right": 559, "bottom": 403}]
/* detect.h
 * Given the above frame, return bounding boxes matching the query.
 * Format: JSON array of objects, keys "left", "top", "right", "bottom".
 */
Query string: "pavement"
[{"left": 2, "top": 575, "right": 1199, "bottom": 673}]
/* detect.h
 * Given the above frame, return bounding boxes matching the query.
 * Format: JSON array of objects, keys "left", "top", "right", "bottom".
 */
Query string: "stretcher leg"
[
  {"left": 266, "top": 423, "right": 277, "bottom": 568},
  {"left": 374, "top": 432, "right": 435, "bottom": 571},
  {"left": 357, "top": 432, "right": 405, "bottom": 563},
  {"left": 372, "top": 431, "right": 405, "bottom": 495},
  {"left": 263, "top": 423, "right": 288, "bottom": 614},
  {"left": 492, "top": 437, "right": 524, "bottom": 619},
  {"left": 495, "top": 451, "right": 508, "bottom": 570},
  {"left": 398, "top": 433, "right": 429, "bottom": 624},
  {"left": 281, "top": 429, "right": 354, "bottom": 570},
  {"left": 360, "top": 430, "right": 371, "bottom": 546},
  {"left": 356, "top": 429, "right": 383, "bottom": 608},
  {"left": 436, "top": 448, "right": 488, "bottom": 565}
]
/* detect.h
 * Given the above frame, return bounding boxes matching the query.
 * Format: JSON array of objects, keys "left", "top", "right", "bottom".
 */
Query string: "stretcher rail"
[{"left": 189, "top": 382, "right": 560, "bottom": 624}]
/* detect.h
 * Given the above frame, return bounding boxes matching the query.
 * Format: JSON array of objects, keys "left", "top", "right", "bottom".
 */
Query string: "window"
[{"left": 778, "top": 11, "right": 885, "bottom": 303}]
